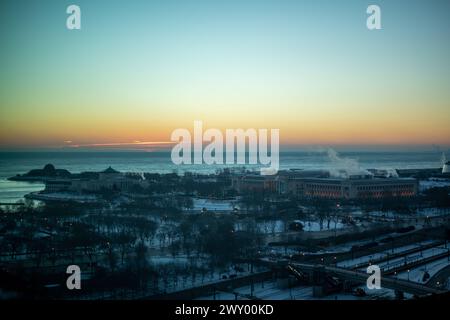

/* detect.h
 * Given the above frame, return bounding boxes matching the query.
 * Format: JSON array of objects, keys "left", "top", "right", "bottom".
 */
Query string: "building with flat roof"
[
  {"left": 231, "top": 174, "right": 278, "bottom": 193},
  {"left": 44, "top": 167, "right": 148, "bottom": 194},
  {"left": 231, "top": 169, "right": 330, "bottom": 194},
  {"left": 284, "top": 176, "right": 418, "bottom": 200}
]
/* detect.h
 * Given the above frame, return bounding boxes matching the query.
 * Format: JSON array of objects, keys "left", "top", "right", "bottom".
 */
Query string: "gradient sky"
[{"left": 1, "top": 0, "right": 450, "bottom": 150}]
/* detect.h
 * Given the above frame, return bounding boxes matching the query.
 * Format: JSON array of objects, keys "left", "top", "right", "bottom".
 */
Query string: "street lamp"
[{"left": 407, "top": 269, "right": 410, "bottom": 281}]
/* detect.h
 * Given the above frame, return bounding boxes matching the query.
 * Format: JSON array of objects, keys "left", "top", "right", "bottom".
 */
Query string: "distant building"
[
  {"left": 231, "top": 169, "right": 418, "bottom": 199},
  {"left": 231, "top": 169, "right": 330, "bottom": 194},
  {"left": 44, "top": 167, "right": 148, "bottom": 194},
  {"left": 231, "top": 174, "right": 279, "bottom": 193},
  {"left": 284, "top": 176, "right": 418, "bottom": 200}
]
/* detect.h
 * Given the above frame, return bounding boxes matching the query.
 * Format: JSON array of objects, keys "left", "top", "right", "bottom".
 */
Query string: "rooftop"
[{"left": 101, "top": 166, "right": 120, "bottom": 174}]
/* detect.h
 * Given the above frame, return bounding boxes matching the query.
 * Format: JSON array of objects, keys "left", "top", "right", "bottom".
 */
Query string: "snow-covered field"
[
  {"left": 25, "top": 192, "right": 98, "bottom": 203},
  {"left": 154, "top": 266, "right": 268, "bottom": 294},
  {"left": 235, "top": 219, "right": 351, "bottom": 234},
  {"left": 187, "top": 198, "right": 238, "bottom": 212}
]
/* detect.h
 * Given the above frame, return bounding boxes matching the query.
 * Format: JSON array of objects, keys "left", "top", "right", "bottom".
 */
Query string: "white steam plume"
[{"left": 324, "top": 148, "right": 372, "bottom": 178}]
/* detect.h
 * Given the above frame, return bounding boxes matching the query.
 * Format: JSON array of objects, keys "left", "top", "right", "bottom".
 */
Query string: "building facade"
[
  {"left": 285, "top": 177, "right": 418, "bottom": 199},
  {"left": 231, "top": 174, "right": 279, "bottom": 193},
  {"left": 231, "top": 170, "right": 418, "bottom": 200},
  {"left": 44, "top": 167, "right": 148, "bottom": 194}
]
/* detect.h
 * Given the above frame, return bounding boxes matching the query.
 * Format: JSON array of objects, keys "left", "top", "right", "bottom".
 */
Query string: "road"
[{"left": 289, "top": 263, "right": 446, "bottom": 296}]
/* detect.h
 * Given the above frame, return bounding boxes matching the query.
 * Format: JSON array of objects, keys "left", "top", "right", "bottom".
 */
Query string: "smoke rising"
[
  {"left": 442, "top": 152, "right": 447, "bottom": 166},
  {"left": 323, "top": 148, "right": 372, "bottom": 178}
]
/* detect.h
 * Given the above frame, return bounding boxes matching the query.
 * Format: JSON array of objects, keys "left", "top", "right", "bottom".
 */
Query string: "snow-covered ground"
[
  {"left": 419, "top": 178, "right": 450, "bottom": 192},
  {"left": 311, "top": 232, "right": 429, "bottom": 256},
  {"left": 25, "top": 191, "right": 98, "bottom": 203},
  {"left": 374, "top": 244, "right": 449, "bottom": 272},
  {"left": 396, "top": 256, "right": 450, "bottom": 284},
  {"left": 149, "top": 255, "right": 191, "bottom": 266},
  {"left": 234, "top": 219, "right": 352, "bottom": 235},
  {"left": 186, "top": 198, "right": 238, "bottom": 212},
  {"left": 197, "top": 281, "right": 316, "bottom": 300},
  {"left": 197, "top": 280, "right": 397, "bottom": 300},
  {"left": 416, "top": 207, "right": 450, "bottom": 217},
  {"left": 354, "top": 207, "right": 450, "bottom": 219},
  {"left": 337, "top": 240, "right": 438, "bottom": 268},
  {"left": 154, "top": 266, "right": 269, "bottom": 294}
]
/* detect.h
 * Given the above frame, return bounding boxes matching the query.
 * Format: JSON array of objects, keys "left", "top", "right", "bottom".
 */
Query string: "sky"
[{"left": 0, "top": 0, "right": 450, "bottom": 150}]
